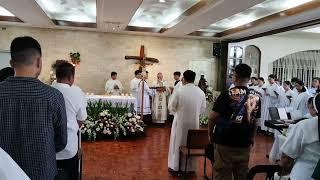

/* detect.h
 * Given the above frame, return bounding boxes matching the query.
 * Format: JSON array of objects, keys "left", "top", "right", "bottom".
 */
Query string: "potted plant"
[{"left": 70, "top": 52, "right": 81, "bottom": 65}]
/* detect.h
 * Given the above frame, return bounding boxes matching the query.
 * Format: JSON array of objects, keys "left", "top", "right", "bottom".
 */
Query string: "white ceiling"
[{"left": 0, "top": 0, "right": 319, "bottom": 41}]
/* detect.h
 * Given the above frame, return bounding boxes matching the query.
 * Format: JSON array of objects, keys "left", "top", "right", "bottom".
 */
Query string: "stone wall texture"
[{"left": 0, "top": 26, "right": 216, "bottom": 94}]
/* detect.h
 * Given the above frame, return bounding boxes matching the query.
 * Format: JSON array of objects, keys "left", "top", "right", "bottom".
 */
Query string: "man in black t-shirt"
[{"left": 208, "top": 64, "right": 261, "bottom": 180}]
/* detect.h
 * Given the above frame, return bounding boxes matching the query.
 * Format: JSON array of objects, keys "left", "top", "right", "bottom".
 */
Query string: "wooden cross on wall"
[{"left": 125, "top": 45, "right": 159, "bottom": 71}]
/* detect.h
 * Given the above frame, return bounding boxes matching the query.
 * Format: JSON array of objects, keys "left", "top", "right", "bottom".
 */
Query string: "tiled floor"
[{"left": 82, "top": 126, "right": 273, "bottom": 180}]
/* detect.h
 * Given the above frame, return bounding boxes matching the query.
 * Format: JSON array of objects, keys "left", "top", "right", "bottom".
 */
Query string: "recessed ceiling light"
[
  {"left": 201, "top": 0, "right": 315, "bottom": 33},
  {"left": 303, "top": 27, "right": 320, "bottom": 34},
  {"left": 128, "top": 0, "right": 200, "bottom": 29},
  {"left": 0, "top": 6, "right": 15, "bottom": 17},
  {"left": 34, "top": 0, "right": 96, "bottom": 23}
]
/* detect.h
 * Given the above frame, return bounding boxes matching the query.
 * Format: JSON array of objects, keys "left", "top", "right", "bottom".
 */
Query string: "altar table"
[{"left": 86, "top": 95, "right": 137, "bottom": 110}]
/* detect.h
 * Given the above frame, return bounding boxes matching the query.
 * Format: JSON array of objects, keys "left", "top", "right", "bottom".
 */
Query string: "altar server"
[
  {"left": 105, "top": 71, "right": 123, "bottom": 95},
  {"left": 152, "top": 73, "right": 170, "bottom": 123},
  {"left": 279, "top": 94, "right": 320, "bottom": 180},
  {"left": 168, "top": 70, "right": 206, "bottom": 174},
  {"left": 131, "top": 70, "right": 154, "bottom": 116}
]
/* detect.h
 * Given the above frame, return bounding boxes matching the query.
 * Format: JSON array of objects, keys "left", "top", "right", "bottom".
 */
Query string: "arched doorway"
[{"left": 245, "top": 45, "right": 261, "bottom": 78}]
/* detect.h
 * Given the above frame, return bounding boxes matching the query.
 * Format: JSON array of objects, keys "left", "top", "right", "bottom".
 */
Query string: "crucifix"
[
  {"left": 125, "top": 45, "right": 159, "bottom": 121},
  {"left": 125, "top": 45, "right": 159, "bottom": 71}
]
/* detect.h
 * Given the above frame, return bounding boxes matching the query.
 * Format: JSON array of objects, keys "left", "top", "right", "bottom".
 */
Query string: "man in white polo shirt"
[{"left": 52, "top": 62, "right": 87, "bottom": 180}]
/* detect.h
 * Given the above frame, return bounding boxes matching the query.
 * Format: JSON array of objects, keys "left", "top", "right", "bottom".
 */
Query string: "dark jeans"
[{"left": 55, "top": 153, "right": 79, "bottom": 180}]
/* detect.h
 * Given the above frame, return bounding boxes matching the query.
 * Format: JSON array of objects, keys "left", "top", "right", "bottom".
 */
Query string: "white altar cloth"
[{"left": 86, "top": 95, "right": 137, "bottom": 110}]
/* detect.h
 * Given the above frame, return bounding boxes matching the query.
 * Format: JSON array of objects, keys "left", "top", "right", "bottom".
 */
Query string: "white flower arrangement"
[{"left": 81, "top": 104, "right": 146, "bottom": 141}]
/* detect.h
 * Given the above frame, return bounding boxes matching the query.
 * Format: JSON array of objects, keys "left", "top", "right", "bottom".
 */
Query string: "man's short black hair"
[
  {"left": 251, "top": 77, "right": 257, "bottom": 80},
  {"left": 291, "top": 77, "right": 299, "bottom": 83},
  {"left": 183, "top": 70, "right": 196, "bottom": 83},
  {"left": 296, "top": 80, "right": 304, "bottom": 86},
  {"left": 0, "top": 67, "right": 14, "bottom": 82},
  {"left": 174, "top": 71, "right": 181, "bottom": 76},
  {"left": 10, "top": 36, "right": 42, "bottom": 66},
  {"left": 258, "top": 77, "right": 264, "bottom": 82},
  {"left": 55, "top": 62, "right": 75, "bottom": 81},
  {"left": 268, "top": 74, "right": 277, "bottom": 80},
  {"left": 235, "top": 64, "right": 251, "bottom": 80},
  {"left": 135, "top": 70, "right": 142, "bottom": 76},
  {"left": 111, "top": 72, "right": 117, "bottom": 76}
]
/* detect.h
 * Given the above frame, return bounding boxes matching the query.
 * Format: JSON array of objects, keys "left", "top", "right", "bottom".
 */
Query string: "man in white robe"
[
  {"left": 152, "top": 73, "right": 170, "bottom": 123},
  {"left": 289, "top": 80, "right": 310, "bottom": 120},
  {"left": 261, "top": 74, "right": 281, "bottom": 131},
  {"left": 168, "top": 70, "right": 206, "bottom": 174},
  {"left": 130, "top": 70, "right": 155, "bottom": 117},
  {"left": 105, "top": 71, "right": 123, "bottom": 95},
  {"left": 168, "top": 71, "right": 183, "bottom": 121}
]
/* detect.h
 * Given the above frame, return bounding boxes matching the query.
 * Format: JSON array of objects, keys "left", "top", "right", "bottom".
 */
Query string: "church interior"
[{"left": 0, "top": 0, "right": 320, "bottom": 180}]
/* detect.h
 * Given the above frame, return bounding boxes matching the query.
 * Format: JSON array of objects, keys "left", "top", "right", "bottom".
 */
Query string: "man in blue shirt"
[{"left": 0, "top": 36, "right": 67, "bottom": 180}]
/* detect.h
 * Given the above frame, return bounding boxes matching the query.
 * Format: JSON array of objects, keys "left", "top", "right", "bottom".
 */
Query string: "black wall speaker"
[{"left": 213, "top": 43, "right": 221, "bottom": 57}]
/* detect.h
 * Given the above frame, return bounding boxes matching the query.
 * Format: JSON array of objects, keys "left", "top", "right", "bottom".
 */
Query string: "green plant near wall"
[{"left": 70, "top": 52, "right": 80, "bottom": 64}]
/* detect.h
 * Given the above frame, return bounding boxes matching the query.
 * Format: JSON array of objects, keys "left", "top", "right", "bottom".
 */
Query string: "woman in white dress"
[
  {"left": 279, "top": 81, "right": 297, "bottom": 108},
  {"left": 290, "top": 80, "right": 310, "bottom": 120},
  {"left": 279, "top": 93, "right": 320, "bottom": 180}
]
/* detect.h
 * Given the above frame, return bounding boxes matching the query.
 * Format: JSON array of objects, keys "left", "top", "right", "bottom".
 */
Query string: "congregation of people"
[{"left": 0, "top": 36, "right": 319, "bottom": 180}]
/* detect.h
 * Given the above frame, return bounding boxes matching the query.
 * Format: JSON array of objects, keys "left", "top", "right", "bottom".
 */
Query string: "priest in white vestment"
[
  {"left": 168, "top": 70, "right": 206, "bottom": 173},
  {"left": 152, "top": 73, "right": 170, "bottom": 123},
  {"left": 130, "top": 70, "right": 155, "bottom": 116},
  {"left": 105, "top": 71, "right": 123, "bottom": 95}
]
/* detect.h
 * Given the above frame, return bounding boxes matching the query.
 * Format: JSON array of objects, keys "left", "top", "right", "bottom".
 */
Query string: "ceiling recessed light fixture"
[
  {"left": 0, "top": 6, "right": 15, "bottom": 16},
  {"left": 303, "top": 27, "right": 320, "bottom": 34},
  {"left": 35, "top": 0, "right": 96, "bottom": 23},
  {"left": 199, "top": 0, "right": 314, "bottom": 34},
  {"left": 128, "top": 0, "right": 200, "bottom": 29}
]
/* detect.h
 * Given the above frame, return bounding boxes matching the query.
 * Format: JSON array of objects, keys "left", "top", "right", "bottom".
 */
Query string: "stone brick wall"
[{"left": 0, "top": 26, "right": 216, "bottom": 94}]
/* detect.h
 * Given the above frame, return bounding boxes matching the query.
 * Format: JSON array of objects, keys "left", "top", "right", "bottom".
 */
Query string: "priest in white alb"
[
  {"left": 152, "top": 72, "right": 170, "bottom": 123},
  {"left": 130, "top": 70, "right": 155, "bottom": 119},
  {"left": 105, "top": 71, "right": 123, "bottom": 95},
  {"left": 168, "top": 70, "right": 206, "bottom": 174}
]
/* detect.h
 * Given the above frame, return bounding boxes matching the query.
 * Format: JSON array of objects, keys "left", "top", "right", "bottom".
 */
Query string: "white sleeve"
[
  {"left": 118, "top": 80, "right": 124, "bottom": 92},
  {"left": 200, "top": 93, "right": 207, "bottom": 114},
  {"left": 105, "top": 80, "right": 112, "bottom": 93},
  {"left": 280, "top": 124, "right": 304, "bottom": 159},
  {"left": 130, "top": 80, "right": 135, "bottom": 91},
  {"left": 168, "top": 90, "right": 179, "bottom": 113},
  {"left": 76, "top": 91, "right": 87, "bottom": 121}
]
